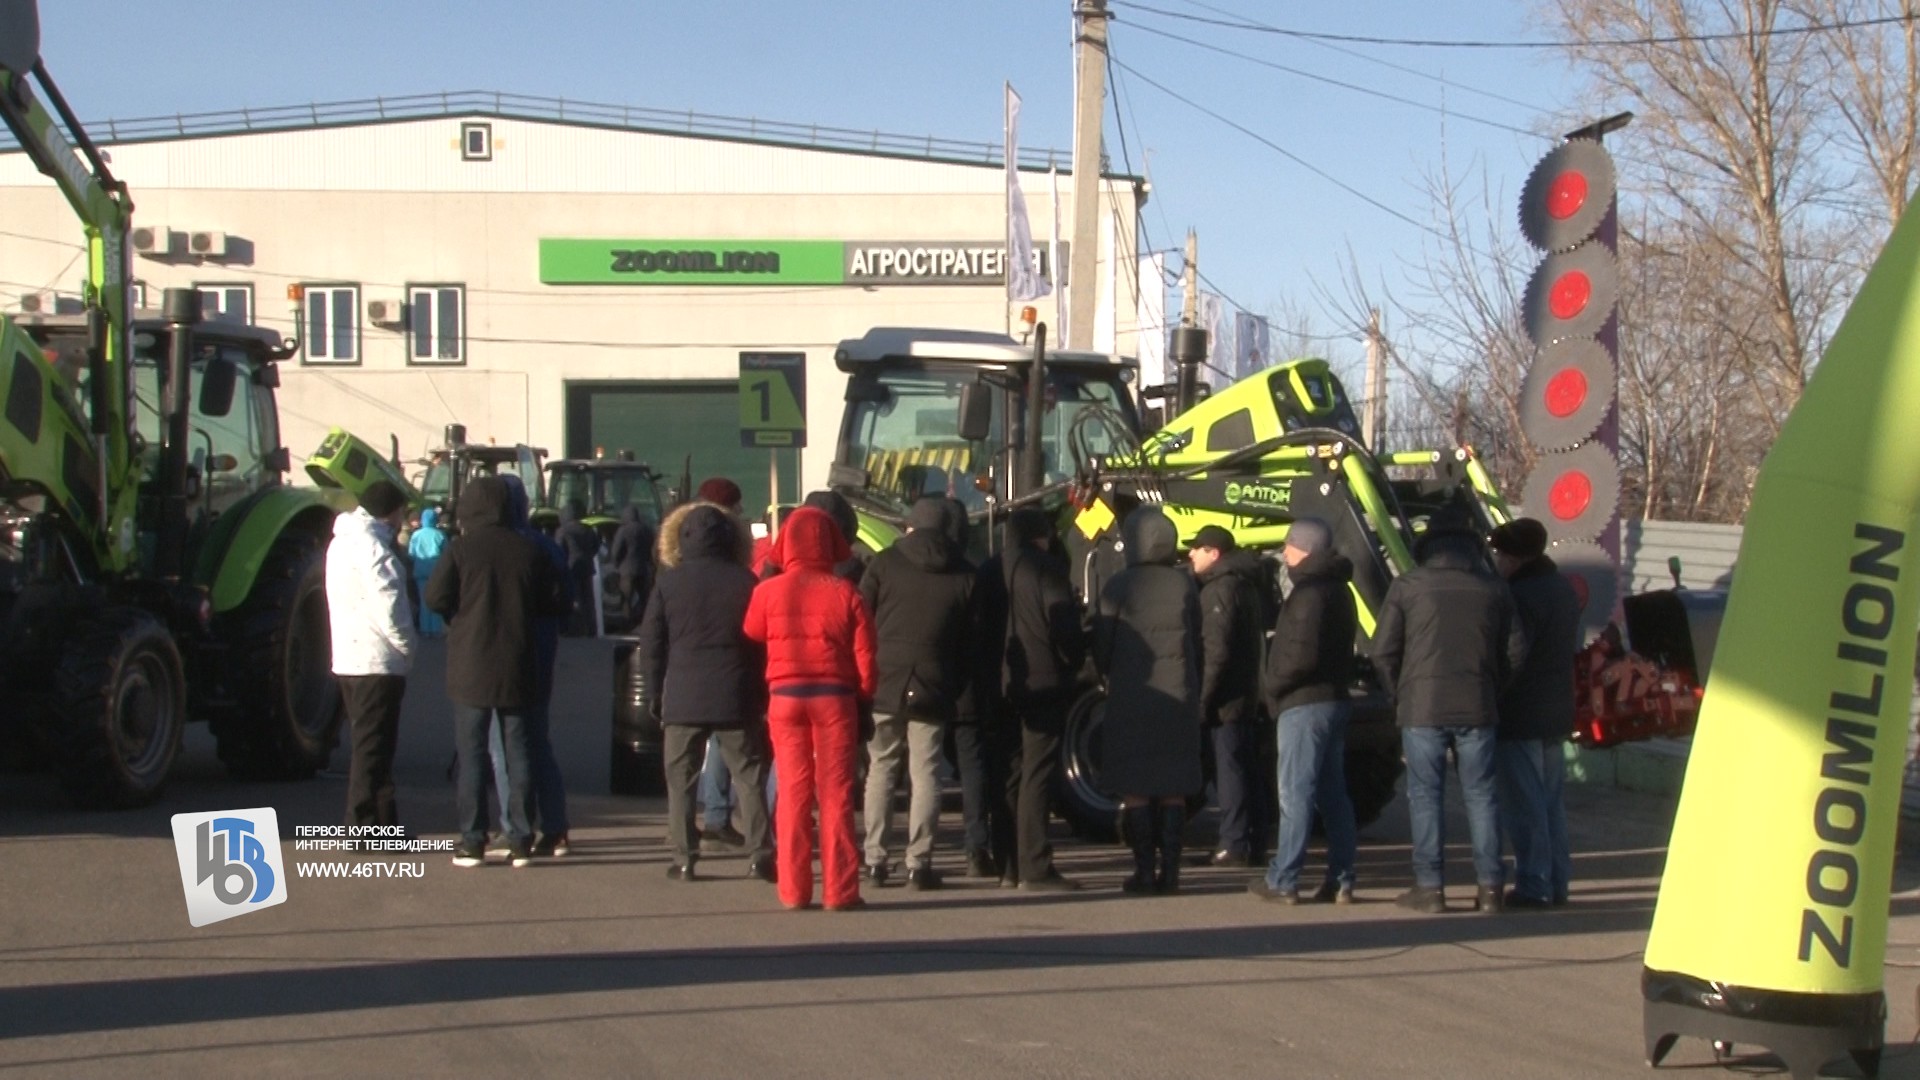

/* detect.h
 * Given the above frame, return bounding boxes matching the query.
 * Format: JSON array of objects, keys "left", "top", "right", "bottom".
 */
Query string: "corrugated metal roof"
[{"left": 0, "top": 90, "right": 1124, "bottom": 177}]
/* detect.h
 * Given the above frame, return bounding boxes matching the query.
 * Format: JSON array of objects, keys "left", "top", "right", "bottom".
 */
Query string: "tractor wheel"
[
  {"left": 212, "top": 536, "right": 342, "bottom": 780},
  {"left": 1054, "top": 688, "right": 1121, "bottom": 842},
  {"left": 51, "top": 607, "right": 186, "bottom": 809}
]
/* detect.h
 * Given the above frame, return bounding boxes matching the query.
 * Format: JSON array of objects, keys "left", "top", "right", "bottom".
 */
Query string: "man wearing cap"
[
  {"left": 1371, "top": 506, "right": 1526, "bottom": 914},
  {"left": 326, "top": 479, "right": 417, "bottom": 828},
  {"left": 1187, "top": 524, "right": 1273, "bottom": 868},
  {"left": 1247, "top": 517, "right": 1361, "bottom": 905},
  {"left": 1489, "top": 518, "right": 1581, "bottom": 908}
]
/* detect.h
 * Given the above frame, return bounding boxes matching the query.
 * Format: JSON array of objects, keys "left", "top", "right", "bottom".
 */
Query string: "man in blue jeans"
[
  {"left": 1489, "top": 519, "right": 1581, "bottom": 908},
  {"left": 425, "top": 476, "right": 570, "bottom": 867},
  {"left": 1370, "top": 507, "right": 1526, "bottom": 914},
  {"left": 1246, "top": 519, "right": 1361, "bottom": 905}
]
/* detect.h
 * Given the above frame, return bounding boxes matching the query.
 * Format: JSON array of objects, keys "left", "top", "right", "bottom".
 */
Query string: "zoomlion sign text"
[
  {"left": 538, "top": 238, "right": 1064, "bottom": 287},
  {"left": 1799, "top": 522, "right": 1904, "bottom": 968}
]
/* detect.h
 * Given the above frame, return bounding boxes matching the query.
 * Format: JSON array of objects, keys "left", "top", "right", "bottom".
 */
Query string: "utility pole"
[
  {"left": 1170, "top": 228, "right": 1207, "bottom": 411},
  {"left": 1067, "top": 0, "right": 1108, "bottom": 351},
  {"left": 1363, "top": 307, "right": 1387, "bottom": 449}
]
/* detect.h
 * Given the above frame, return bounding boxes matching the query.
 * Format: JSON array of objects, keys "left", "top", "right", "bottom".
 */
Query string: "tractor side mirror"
[
  {"left": 1668, "top": 555, "right": 1684, "bottom": 589},
  {"left": 957, "top": 380, "right": 992, "bottom": 442},
  {"left": 198, "top": 359, "right": 238, "bottom": 417}
]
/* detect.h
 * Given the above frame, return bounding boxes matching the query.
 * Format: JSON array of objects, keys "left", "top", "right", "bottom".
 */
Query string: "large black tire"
[
  {"left": 52, "top": 607, "right": 186, "bottom": 809},
  {"left": 211, "top": 535, "right": 342, "bottom": 780},
  {"left": 1054, "top": 688, "right": 1121, "bottom": 841},
  {"left": 609, "top": 637, "right": 665, "bottom": 796}
]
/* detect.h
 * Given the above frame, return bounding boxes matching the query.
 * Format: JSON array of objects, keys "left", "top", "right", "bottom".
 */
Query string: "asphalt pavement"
[{"left": 5, "top": 637, "right": 1920, "bottom": 1078}]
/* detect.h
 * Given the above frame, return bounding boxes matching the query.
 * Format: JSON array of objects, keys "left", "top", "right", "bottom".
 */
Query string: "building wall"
[{"left": 0, "top": 115, "right": 1142, "bottom": 493}]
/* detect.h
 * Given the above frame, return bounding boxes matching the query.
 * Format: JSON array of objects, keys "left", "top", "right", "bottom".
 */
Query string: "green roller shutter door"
[{"left": 565, "top": 381, "right": 799, "bottom": 516}]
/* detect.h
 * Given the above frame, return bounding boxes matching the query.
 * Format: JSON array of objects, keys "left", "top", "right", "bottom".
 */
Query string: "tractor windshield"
[
  {"left": 549, "top": 468, "right": 663, "bottom": 524},
  {"left": 842, "top": 363, "right": 1136, "bottom": 512}
]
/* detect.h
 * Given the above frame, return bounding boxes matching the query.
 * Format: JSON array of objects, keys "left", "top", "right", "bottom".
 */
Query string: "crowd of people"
[{"left": 324, "top": 470, "right": 1583, "bottom": 914}]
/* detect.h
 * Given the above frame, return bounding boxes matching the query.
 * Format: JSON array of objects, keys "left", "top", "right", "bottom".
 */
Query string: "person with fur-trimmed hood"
[{"left": 637, "top": 500, "right": 774, "bottom": 882}]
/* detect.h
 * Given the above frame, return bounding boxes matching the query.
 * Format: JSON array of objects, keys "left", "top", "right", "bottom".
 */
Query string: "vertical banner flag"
[
  {"left": 1233, "top": 312, "right": 1271, "bottom": 380},
  {"left": 1005, "top": 84, "right": 1050, "bottom": 304},
  {"left": 1050, "top": 166, "right": 1068, "bottom": 341},
  {"left": 1198, "top": 292, "right": 1230, "bottom": 389},
  {"left": 1137, "top": 254, "right": 1167, "bottom": 387}
]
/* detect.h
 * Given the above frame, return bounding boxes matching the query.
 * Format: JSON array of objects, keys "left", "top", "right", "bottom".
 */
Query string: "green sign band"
[{"left": 539, "top": 238, "right": 1063, "bottom": 287}]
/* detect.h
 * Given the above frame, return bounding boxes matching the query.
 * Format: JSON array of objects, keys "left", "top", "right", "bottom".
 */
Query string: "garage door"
[{"left": 565, "top": 381, "right": 800, "bottom": 518}]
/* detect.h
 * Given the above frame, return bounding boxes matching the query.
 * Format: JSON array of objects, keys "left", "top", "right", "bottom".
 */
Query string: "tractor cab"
[
  {"left": 538, "top": 454, "right": 667, "bottom": 545},
  {"left": 413, "top": 425, "right": 544, "bottom": 525},
  {"left": 18, "top": 311, "right": 304, "bottom": 568},
  {"left": 831, "top": 327, "right": 1140, "bottom": 530}
]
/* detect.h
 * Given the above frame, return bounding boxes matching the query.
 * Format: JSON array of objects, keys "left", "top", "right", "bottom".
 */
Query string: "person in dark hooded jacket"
[
  {"left": 606, "top": 505, "right": 657, "bottom": 627},
  {"left": 556, "top": 500, "right": 601, "bottom": 635},
  {"left": 1095, "top": 506, "right": 1204, "bottom": 894},
  {"left": 1490, "top": 518, "right": 1581, "bottom": 908},
  {"left": 1371, "top": 506, "right": 1526, "bottom": 914},
  {"left": 974, "top": 507, "right": 1085, "bottom": 891},
  {"left": 857, "top": 496, "right": 975, "bottom": 890},
  {"left": 1247, "top": 517, "right": 1360, "bottom": 905},
  {"left": 497, "top": 474, "right": 573, "bottom": 857},
  {"left": 744, "top": 506, "right": 877, "bottom": 911},
  {"left": 639, "top": 500, "right": 773, "bottom": 882},
  {"left": 801, "top": 489, "right": 865, "bottom": 583},
  {"left": 425, "top": 476, "right": 570, "bottom": 867},
  {"left": 1186, "top": 525, "right": 1274, "bottom": 868}
]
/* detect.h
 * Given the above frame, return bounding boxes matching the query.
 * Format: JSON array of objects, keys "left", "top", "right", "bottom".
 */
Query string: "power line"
[
  {"left": 1109, "top": 55, "right": 1448, "bottom": 242},
  {"left": 1170, "top": 0, "right": 1546, "bottom": 113},
  {"left": 1111, "top": 1, "right": 1919, "bottom": 49},
  {"left": 1107, "top": 56, "right": 1182, "bottom": 258},
  {"left": 1121, "top": 20, "right": 1547, "bottom": 139}
]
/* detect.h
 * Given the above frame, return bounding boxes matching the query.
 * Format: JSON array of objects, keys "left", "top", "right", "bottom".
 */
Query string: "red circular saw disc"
[
  {"left": 1519, "top": 338, "right": 1616, "bottom": 450},
  {"left": 1523, "top": 241, "right": 1618, "bottom": 348},
  {"left": 1521, "top": 443, "right": 1620, "bottom": 543},
  {"left": 1519, "top": 138, "right": 1617, "bottom": 253}
]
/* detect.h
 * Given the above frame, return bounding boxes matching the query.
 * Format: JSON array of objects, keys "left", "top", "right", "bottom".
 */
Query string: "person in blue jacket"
[{"left": 408, "top": 507, "right": 449, "bottom": 637}]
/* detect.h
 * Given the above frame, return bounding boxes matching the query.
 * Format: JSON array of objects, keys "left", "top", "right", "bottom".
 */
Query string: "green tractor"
[
  {"left": 305, "top": 427, "right": 423, "bottom": 510},
  {"left": 535, "top": 453, "right": 668, "bottom": 545},
  {"left": 0, "top": 11, "right": 346, "bottom": 805},
  {"left": 411, "top": 424, "right": 545, "bottom": 522},
  {"left": 827, "top": 327, "right": 1513, "bottom": 838}
]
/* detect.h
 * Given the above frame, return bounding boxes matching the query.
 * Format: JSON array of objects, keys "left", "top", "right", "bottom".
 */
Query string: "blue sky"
[{"left": 34, "top": 0, "right": 1579, "bottom": 356}]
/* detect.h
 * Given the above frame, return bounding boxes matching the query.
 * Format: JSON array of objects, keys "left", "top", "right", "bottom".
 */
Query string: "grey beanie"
[
  {"left": 1284, "top": 517, "right": 1332, "bottom": 555},
  {"left": 907, "top": 496, "right": 947, "bottom": 533}
]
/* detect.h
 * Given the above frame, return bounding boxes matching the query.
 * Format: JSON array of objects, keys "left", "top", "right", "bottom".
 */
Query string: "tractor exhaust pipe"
[
  {"left": 1021, "top": 321, "right": 1049, "bottom": 498},
  {"left": 156, "top": 287, "right": 200, "bottom": 579},
  {"left": 1171, "top": 325, "right": 1208, "bottom": 414}
]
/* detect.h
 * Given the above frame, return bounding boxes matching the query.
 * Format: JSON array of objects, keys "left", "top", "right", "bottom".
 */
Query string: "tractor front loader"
[{"left": 0, "top": 5, "right": 344, "bottom": 806}]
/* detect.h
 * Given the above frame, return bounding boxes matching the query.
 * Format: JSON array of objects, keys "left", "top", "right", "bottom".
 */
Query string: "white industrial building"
[{"left": 0, "top": 91, "right": 1148, "bottom": 509}]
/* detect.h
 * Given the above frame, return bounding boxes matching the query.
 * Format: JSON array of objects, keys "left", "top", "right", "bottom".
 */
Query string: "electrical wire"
[
  {"left": 1121, "top": 20, "right": 1547, "bottom": 139},
  {"left": 1171, "top": 0, "right": 1545, "bottom": 114},
  {"left": 1110, "top": 56, "right": 1450, "bottom": 244},
  {"left": 1111, "top": 0, "right": 1919, "bottom": 50}
]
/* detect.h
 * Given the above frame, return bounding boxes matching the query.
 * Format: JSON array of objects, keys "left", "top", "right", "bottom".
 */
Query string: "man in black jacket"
[
  {"left": 606, "top": 505, "right": 656, "bottom": 628},
  {"left": 638, "top": 501, "right": 773, "bottom": 882},
  {"left": 1188, "top": 525, "right": 1273, "bottom": 868},
  {"left": 975, "top": 508, "right": 1085, "bottom": 891},
  {"left": 858, "top": 497, "right": 975, "bottom": 890},
  {"left": 1490, "top": 518, "right": 1581, "bottom": 908},
  {"left": 425, "top": 477, "right": 570, "bottom": 868},
  {"left": 1372, "top": 507, "right": 1527, "bottom": 914},
  {"left": 1246, "top": 518, "right": 1361, "bottom": 905},
  {"left": 556, "top": 501, "right": 601, "bottom": 636}
]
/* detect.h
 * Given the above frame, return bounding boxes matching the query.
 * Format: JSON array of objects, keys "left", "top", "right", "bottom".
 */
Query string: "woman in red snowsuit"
[{"left": 743, "top": 506, "right": 877, "bottom": 910}]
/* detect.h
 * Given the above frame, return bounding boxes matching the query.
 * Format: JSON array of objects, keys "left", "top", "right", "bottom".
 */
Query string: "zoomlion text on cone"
[{"left": 1639, "top": 192, "right": 1920, "bottom": 1079}]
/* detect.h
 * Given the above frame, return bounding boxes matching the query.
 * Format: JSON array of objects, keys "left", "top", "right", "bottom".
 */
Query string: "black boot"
[
  {"left": 1156, "top": 801, "right": 1187, "bottom": 894},
  {"left": 1120, "top": 804, "right": 1156, "bottom": 894}
]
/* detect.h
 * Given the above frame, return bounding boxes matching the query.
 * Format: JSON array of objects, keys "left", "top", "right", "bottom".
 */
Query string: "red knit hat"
[{"left": 696, "top": 477, "right": 743, "bottom": 509}]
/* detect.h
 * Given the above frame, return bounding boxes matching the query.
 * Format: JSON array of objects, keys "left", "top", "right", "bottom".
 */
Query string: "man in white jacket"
[{"left": 327, "top": 480, "right": 417, "bottom": 827}]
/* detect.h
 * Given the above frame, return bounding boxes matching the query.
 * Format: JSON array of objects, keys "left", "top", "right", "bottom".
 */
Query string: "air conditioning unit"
[
  {"left": 366, "top": 297, "right": 408, "bottom": 326},
  {"left": 189, "top": 231, "right": 229, "bottom": 259},
  {"left": 16, "top": 291, "right": 54, "bottom": 313},
  {"left": 130, "top": 225, "right": 183, "bottom": 258}
]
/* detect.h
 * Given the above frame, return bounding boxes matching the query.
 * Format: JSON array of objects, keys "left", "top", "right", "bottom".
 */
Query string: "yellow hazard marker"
[
  {"left": 1640, "top": 198, "right": 1920, "bottom": 1079},
  {"left": 1074, "top": 496, "right": 1116, "bottom": 541}
]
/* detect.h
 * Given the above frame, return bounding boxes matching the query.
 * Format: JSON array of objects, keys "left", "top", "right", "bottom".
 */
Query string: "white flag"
[
  {"left": 1049, "top": 165, "right": 1067, "bottom": 341},
  {"left": 1199, "top": 292, "right": 1229, "bottom": 390},
  {"left": 1233, "top": 312, "right": 1272, "bottom": 380},
  {"left": 1005, "top": 84, "right": 1051, "bottom": 303}
]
